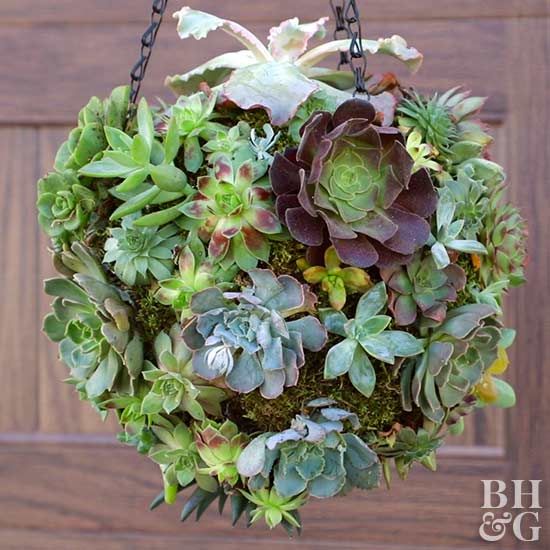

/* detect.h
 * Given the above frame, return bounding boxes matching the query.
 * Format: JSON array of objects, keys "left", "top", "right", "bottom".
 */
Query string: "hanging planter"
[{"left": 37, "top": 0, "right": 527, "bottom": 535}]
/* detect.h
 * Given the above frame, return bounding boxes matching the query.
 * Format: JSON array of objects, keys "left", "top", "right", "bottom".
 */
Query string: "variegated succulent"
[
  {"left": 179, "top": 156, "right": 282, "bottom": 270},
  {"left": 168, "top": 8, "right": 423, "bottom": 125},
  {"left": 298, "top": 246, "right": 372, "bottom": 310}
]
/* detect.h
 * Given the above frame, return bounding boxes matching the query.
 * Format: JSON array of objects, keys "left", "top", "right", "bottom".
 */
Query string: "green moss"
[
  {"left": 132, "top": 286, "right": 178, "bottom": 345},
  {"left": 263, "top": 239, "right": 306, "bottom": 277},
  {"left": 451, "top": 253, "right": 484, "bottom": 309},
  {"left": 229, "top": 345, "right": 403, "bottom": 437},
  {"left": 237, "top": 109, "right": 294, "bottom": 152}
]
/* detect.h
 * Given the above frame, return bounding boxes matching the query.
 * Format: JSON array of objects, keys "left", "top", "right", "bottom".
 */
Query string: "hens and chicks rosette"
[{"left": 37, "top": 7, "right": 527, "bottom": 534}]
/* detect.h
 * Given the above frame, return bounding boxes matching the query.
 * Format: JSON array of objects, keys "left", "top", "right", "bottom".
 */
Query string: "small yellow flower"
[
  {"left": 406, "top": 130, "right": 442, "bottom": 173},
  {"left": 473, "top": 347, "right": 509, "bottom": 403}
]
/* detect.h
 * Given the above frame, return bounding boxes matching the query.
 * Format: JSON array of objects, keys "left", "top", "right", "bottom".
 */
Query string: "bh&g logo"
[{"left": 480, "top": 480, "right": 542, "bottom": 543}]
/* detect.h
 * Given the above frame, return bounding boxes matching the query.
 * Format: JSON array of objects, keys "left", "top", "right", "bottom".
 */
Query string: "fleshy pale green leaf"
[
  {"left": 224, "top": 62, "right": 318, "bottom": 126},
  {"left": 173, "top": 7, "right": 271, "bottom": 62},
  {"left": 166, "top": 51, "right": 257, "bottom": 96},
  {"left": 348, "top": 352, "right": 376, "bottom": 397},
  {"left": 296, "top": 36, "right": 423, "bottom": 73},
  {"left": 355, "top": 282, "right": 387, "bottom": 324},
  {"left": 491, "top": 378, "right": 516, "bottom": 408},
  {"left": 324, "top": 339, "right": 358, "bottom": 378},
  {"left": 150, "top": 164, "right": 189, "bottom": 193}
]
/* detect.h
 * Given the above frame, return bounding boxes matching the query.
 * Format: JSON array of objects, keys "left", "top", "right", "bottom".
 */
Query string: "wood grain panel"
[
  {"left": 0, "top": 529, "right": 498, "bottom": 550},
  {"left": 0, "top": 18, "right": 507, "bottom": 124},
  {"left": 0, "top": 444, "right": 511, "bottom": 548},
  {"left": 0, "top": 0, "right": 546, "bottom": 23},
  {"left": 0, "top": 128, "right": 39, "bottom": 432},
  {"left": 505, "top": 17, "right": 550, "bottom": 549},
  {"left": 36, "top": 127, "right": 120, "bottom": 435}
]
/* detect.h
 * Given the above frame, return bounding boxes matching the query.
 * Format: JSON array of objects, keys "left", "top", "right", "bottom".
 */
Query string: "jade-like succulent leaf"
[
  {"left": 324, "top": 339, "right": 358, "bottom": 379},
  {"left": 348, "top": 353, "right": 376, "bottom": 397}
]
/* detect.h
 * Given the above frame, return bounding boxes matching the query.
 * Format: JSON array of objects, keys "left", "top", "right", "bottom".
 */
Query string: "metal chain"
[
  {"left": 330, "top": 0, "right": 368, "bottom": 96},
  {"left": 129, "top": 0, "right": 169, "bottom": 106}
]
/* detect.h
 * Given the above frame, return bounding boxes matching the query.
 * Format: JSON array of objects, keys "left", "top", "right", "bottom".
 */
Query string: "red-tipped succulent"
[{"left": 270, "top": 99, "right": 438, "bottom": 268}]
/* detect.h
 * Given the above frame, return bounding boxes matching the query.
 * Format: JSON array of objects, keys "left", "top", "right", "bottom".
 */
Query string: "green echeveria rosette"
[
  {"left": 37, "top": 171, "right": 97, "bottom": 247},
  {"left": 103, "top": 214, "right": 183, "bottom": 286}
]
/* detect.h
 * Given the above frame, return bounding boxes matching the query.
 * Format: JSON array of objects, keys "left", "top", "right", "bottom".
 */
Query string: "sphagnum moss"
[{"left": 232, "top": 353, "right": 403, "bottom": 436}]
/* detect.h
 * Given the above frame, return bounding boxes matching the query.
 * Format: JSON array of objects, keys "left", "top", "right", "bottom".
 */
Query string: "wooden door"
[{"left": 1, "top": 1, "right": 548, "bottom": 548}]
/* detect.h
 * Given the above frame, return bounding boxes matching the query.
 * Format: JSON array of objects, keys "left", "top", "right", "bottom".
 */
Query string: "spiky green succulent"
[
  {"left": 398, "top": 87, "right": 488, "bottom": 162},
  {"left": 322, "top": 283, "right": 424, "bottom": 397},
  {"left": 155, "top": 240, "right": 237, "bottom": 320},
  {"left": 400, "top": 303, "right": 499, "bottom": 424},
  {"left": 43, "top": 243, "right": 144, "bottom": 399},
  {"left": 37, "top": 171, "right": 97, "bottom": 247},
  {"left": 141, "top": 324, "right": 228, "bottom": 420},
  {"left": 241, "top": 488, "right": 306, "bottom": 530},
  {"left": 381, "top": 254, "right": 466, "bottom": 326},
  {"left": 80, "top": 98, "right": 191, "bottom": 227},
  {"left": 298, "top": 246, "right": 372, "bottom": 311},
  {"left": 376, "top": 427, "right": 442, "bottom": 480},
  {"left": 103, "top": 214, "right": 182, "bottom": 286},
  {"left": 237, "top": 400, "right": 380, "bottom": 498},
  {"left": 194, "top": 419, "right": 248, "bottom": 486},
  {"left": 478, "top": 182, "right": 527, "bottom": 287},
  {"left": 55, "top": 86, "right": 130, "bottom": 171},
  {"left": 182, "top": 269, "right": 326, "bottom": 399},
  {"left": 179, "top": 155, "right": 282, "bottom": 270}
]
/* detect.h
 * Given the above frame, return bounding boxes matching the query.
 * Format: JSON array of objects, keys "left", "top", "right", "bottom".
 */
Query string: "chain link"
[
  {"left": 330, "top": 0, "right": 368, "bottom": 96},
  {"left": 129, "top": 0, "right": 169, "bottom": 107}
]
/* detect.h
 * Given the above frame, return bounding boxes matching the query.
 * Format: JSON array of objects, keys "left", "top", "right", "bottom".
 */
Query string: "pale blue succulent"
[
  {"left": 237, "top": 399, "right": 381, "bottom": 499},
  {"left": 249, "top": 124, "right": 280, "bottom": 162},
  {"left": 182, "top": 269, "right": 327, "bottom": 399}
]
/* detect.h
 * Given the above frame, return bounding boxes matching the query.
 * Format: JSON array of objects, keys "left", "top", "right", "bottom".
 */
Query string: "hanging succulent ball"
[{"left": 37, "top": 7, "right": 526, "bottom": 535}]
